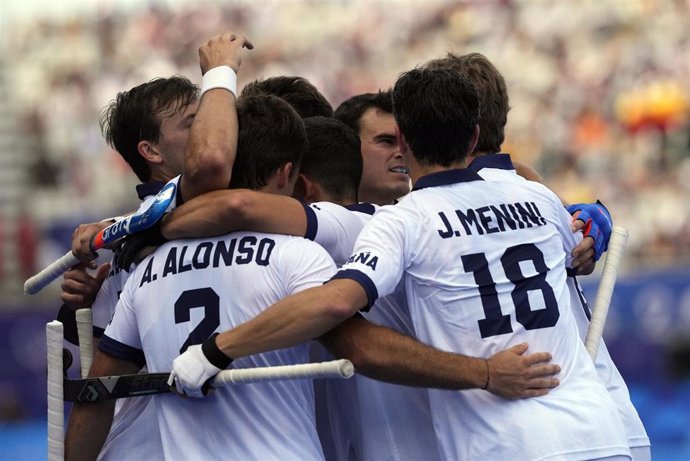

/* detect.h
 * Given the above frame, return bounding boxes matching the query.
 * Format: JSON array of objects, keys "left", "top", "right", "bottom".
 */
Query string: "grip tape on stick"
[
  {"left": 47, "top": 321, "right": 64, "bottom": 461},
  {"left": 584, "top": 227, "right": 629, "bottom": 360}
]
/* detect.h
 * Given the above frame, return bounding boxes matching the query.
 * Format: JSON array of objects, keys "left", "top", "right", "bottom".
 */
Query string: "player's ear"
[
  {"left": 276, "top": 162, "right": 294, "bottom": 189},
  {"left": 467, "top": 124, "right": 480, "bottom": 156},
  {"left": 299, "top": 174, "right": 321, "bottom": 202},
  {"left": 138, "top": 140, "right": 163, "bottom": 164},
  {"left": 292, "top": 173, "right": 307, "bottom": 201}
]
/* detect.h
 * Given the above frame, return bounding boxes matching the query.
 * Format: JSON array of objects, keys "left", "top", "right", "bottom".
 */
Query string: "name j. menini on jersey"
[{"left": 437, "top": 201, "right": 548, "bottom": 239}]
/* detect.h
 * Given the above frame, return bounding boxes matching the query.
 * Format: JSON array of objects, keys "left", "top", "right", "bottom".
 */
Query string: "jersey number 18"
[{"left": 462, "top": 243, "right": 559, "bottom": 338}]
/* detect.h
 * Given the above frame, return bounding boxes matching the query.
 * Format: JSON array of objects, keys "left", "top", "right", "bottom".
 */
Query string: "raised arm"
[{"left": 179, "top": 31, "right": 253, "bottom": 203}]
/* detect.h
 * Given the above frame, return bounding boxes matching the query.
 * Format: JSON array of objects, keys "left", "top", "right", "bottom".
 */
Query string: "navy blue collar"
[
  {"left": 136, "top": 181, "right": 166, "bottom": 201},
  {"left": 346, "top": 203, "right": 377, "bottom": 215},
  {"left": 468, "top": 153, "right": 515, "bottom": 172},
  {"left": 412, "top": 168, "right": 484, "bottom": 191}
]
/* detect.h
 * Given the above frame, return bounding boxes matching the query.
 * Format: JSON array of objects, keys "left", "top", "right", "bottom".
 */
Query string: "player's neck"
[
  {"left": 312, "top": 191, "right": 356, "bottom": 207},
  {"left": 471, "top": 149, "right": 497, "bottom": 158},
  {"left": 148, "top": 167, "right": 175, "bottom": 183},
  {"left": 409, "top": 159, "right": 469, "bottom": 184}
]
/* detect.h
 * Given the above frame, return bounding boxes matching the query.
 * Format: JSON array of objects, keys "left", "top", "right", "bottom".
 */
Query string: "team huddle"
[{"left": 59, "top": 31, "right": 650, "bottom": 460}]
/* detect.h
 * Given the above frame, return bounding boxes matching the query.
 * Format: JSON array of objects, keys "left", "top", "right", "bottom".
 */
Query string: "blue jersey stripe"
[
  {"left": 302, "top": 202, "right": 318, "bottom": 240},
  {"left": 99, "top": 334, "right": 146, "bottom": 368}
]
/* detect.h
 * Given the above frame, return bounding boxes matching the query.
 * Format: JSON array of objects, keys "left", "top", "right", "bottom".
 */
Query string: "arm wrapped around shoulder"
[{"left": 566, "top": 200, "right": 612, "bottom": 261}]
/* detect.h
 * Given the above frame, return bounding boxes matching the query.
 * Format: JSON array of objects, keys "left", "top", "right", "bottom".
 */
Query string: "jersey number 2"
[
  {"left": 174, "top": 287, "right": 220, "bottom": 353},
  {"left": 462, "top": 243, "right": 559, "bottom": 338}
]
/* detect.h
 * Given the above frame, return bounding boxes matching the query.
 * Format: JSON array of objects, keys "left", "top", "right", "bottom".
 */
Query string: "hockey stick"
[
  {"left": 64, "top": 359, "right": 355, "bottom": 403},
  {"left": 47, "top": 320, "right": 353, "bottom": 461},
  {"left": 25, "top": 181, "right": 177, "bottom": 295},
  {"left": 76, "top": 309, "right": 94, "bottom": 378},
  {"left": 47, "top": 320, "right": 353, "bottom": 403},
  {"left": 584, "top": 226, "right": 629, "bottom": 359}
]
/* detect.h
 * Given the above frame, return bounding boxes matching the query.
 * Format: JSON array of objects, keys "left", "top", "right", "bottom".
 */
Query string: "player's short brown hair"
[{"left": 425, "top": 53, "right": 510, "bottom": 154}]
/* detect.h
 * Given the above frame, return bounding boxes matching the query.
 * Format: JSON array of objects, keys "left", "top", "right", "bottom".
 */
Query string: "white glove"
[{"left": 168, "top": 344, "right": 222, "bottom": 398}]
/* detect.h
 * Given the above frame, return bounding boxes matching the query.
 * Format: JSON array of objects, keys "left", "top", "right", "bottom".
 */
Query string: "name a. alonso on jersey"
[
  {"left": 138, "top": 236, "right": 276, "bottom": 287},
  {"left": 437, "top": 201, "right": 547, "bottom": 239}
]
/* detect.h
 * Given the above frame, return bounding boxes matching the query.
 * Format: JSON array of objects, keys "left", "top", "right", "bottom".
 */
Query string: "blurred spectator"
[{"left": 17, "top": 212, "right": 38, "bottom": 280}]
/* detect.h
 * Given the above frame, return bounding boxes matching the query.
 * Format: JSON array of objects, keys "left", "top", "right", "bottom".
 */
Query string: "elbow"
[
  {"left": 326, "top": 296, "right": 361, "bottom": 323},
  {"left": 325, "top": 280, "right": 367, "bottom": 322},
  {"left": 320, "top": 320, "right": 379, "bottom": 372},
  {"left": 218, "top": 190, "right": 255, "bottom": 224},
  {"left": 341, "top": 343, "right": 378, "bottom": 372},
  {"left": 185, "top": 149, "right": 231, "bottom": 190}
]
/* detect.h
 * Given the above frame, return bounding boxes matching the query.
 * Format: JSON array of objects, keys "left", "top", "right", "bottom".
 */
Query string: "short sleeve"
[
  {"left": 100, "top": 276, "right": 144, "bottom": 366},
  {"left": 277, "top": 238, "right": 338, "bottom": 295},
  {"left": 335, "top": 205, "right": 411, "bottom": 308}
]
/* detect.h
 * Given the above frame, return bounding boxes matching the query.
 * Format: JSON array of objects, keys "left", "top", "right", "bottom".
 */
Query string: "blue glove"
[{"left": 566, "top": 200, "right": 612, "bottom": 261}]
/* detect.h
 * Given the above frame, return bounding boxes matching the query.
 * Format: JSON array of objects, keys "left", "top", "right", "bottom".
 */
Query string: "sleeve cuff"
[
  {"left": 329, "top": 269, "right": 379, "bottom": 311},
  {"left": 98, "top": 335, "right": 146, "bottom": 369}
]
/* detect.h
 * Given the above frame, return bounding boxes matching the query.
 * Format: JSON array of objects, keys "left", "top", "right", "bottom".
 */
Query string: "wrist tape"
[
  {"left": 202, "top": 333, "right": 233, "bottom": 369},
  {"left": 201, "top": 66, "right": 237, "bottom": 99}
]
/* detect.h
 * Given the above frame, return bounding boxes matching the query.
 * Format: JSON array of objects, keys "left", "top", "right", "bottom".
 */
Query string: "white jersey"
[
  {"left": 306, "top": 201, "right": 441, "bottom": 461},
  {"left": 470, "top": 154, "right": 650, "bottom": 450},
  {"left": 101, "top": 231, "right": 333, "bottom": 460},
  {"left": 336, "top": 167, "right": 631, "bottom": 461},
  {"left": 102, "top": 229, "right": 335, "bottom": 459}
]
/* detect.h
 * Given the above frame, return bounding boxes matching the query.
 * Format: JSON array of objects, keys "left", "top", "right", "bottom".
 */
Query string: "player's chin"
[{"left": 388, "top": 182, "right": 411, "bottom": 199}]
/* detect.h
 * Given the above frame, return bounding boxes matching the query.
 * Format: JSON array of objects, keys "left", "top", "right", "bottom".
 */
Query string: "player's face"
[
  {"left": 357, "top": 108, "right": 410, "bottom": 205},
  {"left": 154, "top": 101, "right": 199, "bottom": 177}
]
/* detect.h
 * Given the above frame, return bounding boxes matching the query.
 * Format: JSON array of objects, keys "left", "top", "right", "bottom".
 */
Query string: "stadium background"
[{"left": 0, "top": 0, "right": 688, "bottom": 459}]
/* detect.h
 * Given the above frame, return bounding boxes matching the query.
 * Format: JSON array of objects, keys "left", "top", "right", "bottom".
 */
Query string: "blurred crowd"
[{"left": 2, "top": 0, "right": 689, "bottom": 294}]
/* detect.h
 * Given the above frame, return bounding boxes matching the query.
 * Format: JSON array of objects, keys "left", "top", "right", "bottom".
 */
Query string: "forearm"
[
  {"left": 320, "top": 317, "right": 486, "bottom": 389},
  {"left": 65, "top": 400, "right": 115, "bottom": 461},
  {"left": 181, "top": 89, "right": 238, "bottom": 201},
  {"left": 162, "top": 190, "right": 241, "bottom": 239},
  {"left": 162, "top": 189, "right": 307, "bottom": 240},
  {"left": 215, "top": 281, "right": 364, "bottom": 359}
]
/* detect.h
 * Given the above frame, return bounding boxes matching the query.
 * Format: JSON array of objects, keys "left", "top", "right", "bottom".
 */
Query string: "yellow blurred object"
[{"left": 615, "top": 80, "right": 688, "bottom": 132}]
